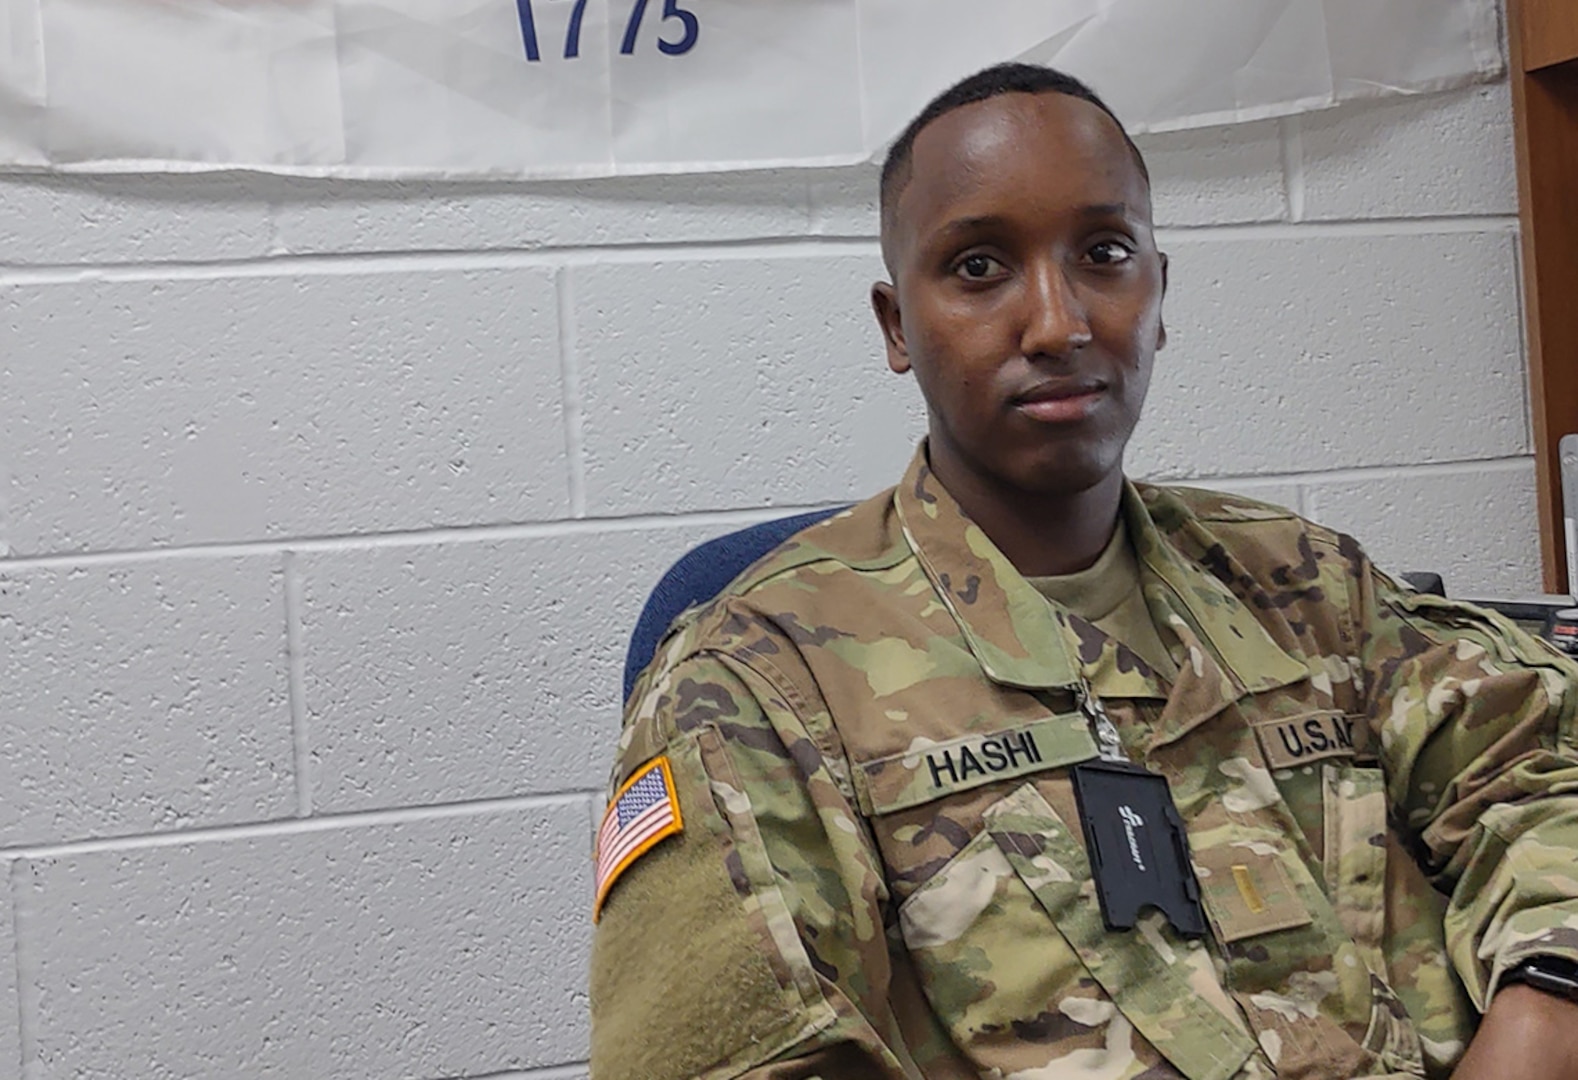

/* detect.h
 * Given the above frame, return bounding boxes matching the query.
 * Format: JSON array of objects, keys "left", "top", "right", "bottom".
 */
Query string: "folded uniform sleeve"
[
  {"left": 1356, "top": 555, "right": 1578, "bottom": 1007},
  {"left": 589, "top": 650, "right": 920, "bottom": 1080}
]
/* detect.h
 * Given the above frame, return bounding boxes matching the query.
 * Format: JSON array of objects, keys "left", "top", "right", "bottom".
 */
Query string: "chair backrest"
[
  {"left": 1400, "top": 571, "right": 1445, "bottom": 597},
  {"left": 623, "top": 507, "right": 850, "bottom": 703}
]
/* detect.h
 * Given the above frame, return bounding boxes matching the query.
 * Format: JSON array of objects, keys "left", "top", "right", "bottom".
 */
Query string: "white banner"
[{"left": 0, "top": 0, "right": 1503, "bottom": 179}]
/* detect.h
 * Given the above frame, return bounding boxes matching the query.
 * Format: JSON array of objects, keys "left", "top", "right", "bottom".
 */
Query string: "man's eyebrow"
[
  {"left": 1076, "top": 202, "right": 1133, "bottom": 218},
  {"left": 931, "top": 214, "right": 1009, "bottom": 238}
]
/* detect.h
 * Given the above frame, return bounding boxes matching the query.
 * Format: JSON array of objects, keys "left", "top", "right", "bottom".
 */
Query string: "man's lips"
[{"left": 1011, "top": 380, "right": 1106, "bottom": 423}]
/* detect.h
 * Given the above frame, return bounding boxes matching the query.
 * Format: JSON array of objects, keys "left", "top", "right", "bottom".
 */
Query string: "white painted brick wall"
[
  {"left": 1132, "top": 230, "right": 1526, "bottom": 479},
  {"left": 13, "top": 804, "right": 591, "bottom": 1079},
  {"left": 574, "top": 253, "right": 923, "bottom": 516},
  {"left": 0, "top": 268, "right": 568, "bottom": 552},
  {"left": 1299, "top": 82, "right": 1517, "bottom": 220},
  {"left": 0, "top": 78, "right": 1534, "bottom": 1078},
  {"left": 297, "top": 523, "right": 724, "bottom": 813},
  {"left": 0, "top": 870, "right": 19, "bottom": 1076},
  {"left": 0, "top": 555, "right": 294, "bottom": 844}
]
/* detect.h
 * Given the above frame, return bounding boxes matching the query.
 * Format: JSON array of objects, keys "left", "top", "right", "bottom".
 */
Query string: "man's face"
[{"left": 873, "top": 92, "right": 1166, "bottom": 506}]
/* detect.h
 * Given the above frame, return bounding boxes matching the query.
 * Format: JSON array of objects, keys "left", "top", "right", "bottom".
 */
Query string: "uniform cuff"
[{"left": 1482, "top": 902, "right": 1578, "bottom": 1004}]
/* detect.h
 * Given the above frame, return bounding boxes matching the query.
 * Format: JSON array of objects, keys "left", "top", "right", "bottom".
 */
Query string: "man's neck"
[{"left": 931, "top": 457, "right": 1125, "bottom": 579}]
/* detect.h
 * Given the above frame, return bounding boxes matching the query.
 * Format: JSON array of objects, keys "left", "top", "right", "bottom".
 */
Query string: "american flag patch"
[{"left": 593, "top": 756, "right": 684, "bottom": 920}]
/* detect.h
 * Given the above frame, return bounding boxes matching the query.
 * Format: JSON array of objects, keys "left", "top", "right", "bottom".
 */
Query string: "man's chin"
[{"left": 1012, "top": 452, "right": 1125, "bottom": 500}]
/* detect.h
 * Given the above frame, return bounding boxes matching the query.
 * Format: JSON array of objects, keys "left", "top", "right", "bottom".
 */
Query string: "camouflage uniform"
[{"left": 590, "top": 449, "right": 1578, "bottom": 1080}]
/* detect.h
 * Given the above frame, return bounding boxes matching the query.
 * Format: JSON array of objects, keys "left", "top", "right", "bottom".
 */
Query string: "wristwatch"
[{"left": 1500, "top": 955, "right": 1578, "bottom": 1003}]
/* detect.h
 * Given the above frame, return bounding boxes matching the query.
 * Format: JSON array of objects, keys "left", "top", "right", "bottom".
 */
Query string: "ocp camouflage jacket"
[{"left": 590, "top": 449, "right": 1578, "bottom": 1080}]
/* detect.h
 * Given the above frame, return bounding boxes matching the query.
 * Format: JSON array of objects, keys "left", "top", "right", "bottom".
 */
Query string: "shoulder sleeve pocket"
[{"left": 590, "top": 726, "right": 835, "bottom": 1080}]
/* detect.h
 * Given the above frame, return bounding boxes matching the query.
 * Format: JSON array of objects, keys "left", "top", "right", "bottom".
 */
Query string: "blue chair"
[
  {"left": 623, "top": 507, "right": 850, "bottom": 703},
  {"left": 1401, "top": 572, "right": 1445, "bottom": 597}
]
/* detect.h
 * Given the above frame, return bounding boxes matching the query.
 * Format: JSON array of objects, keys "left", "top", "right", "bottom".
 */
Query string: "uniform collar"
[
  {"left": 891, "top": 446, "right": 1309, "bottom": 735},
  {"left": 892, "top": 449, "right": 1081, "bottom": 690},
  {"left": 1127, "top": 484, "right": 1310, "bottom": 698}
]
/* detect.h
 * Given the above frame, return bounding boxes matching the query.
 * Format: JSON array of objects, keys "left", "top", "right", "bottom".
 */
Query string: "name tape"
[
  {"left": 1252, "top": 711, "right": 1367, "bottom": 770},
  {"left": 859, "top": 713, "right": 1099, "bottom": 815},
  {"left": 924, "top": 729, "right": 1044, "bottom": 789}
]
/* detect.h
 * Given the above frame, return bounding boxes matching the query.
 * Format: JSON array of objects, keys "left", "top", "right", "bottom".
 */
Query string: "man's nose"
[{"left": 1020, "top": 261, "right": 1093, "bottom": 358}]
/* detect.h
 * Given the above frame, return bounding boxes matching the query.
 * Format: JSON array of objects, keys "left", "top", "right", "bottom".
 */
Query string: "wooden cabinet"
[
  {"left": 1509, "top": 0, "right": 1578, "bottom": 593},
  {"left": 1520, "top": 0, "right": 1578, "bottom": 72}
]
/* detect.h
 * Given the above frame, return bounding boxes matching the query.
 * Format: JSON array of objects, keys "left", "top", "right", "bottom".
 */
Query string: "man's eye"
[
  {"left": 955, "top": 254, "right": 1006, "bottom": 280},
  {"left": 1088, "top": 241, "right": 1135, "bottom": 266}
]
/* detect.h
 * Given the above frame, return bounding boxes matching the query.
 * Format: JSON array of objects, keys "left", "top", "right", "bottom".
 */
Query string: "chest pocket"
[
  {"left": 1321, "top": 760, "right": 1388, "bottom": 969},
  {"left": 1201, "top": 708, "right": 1424, "bottom": 1079},
  {"left": 1246, "top": 709, "right": 1396, "bottom": 977},
  {"left": 894, "top": 781, "right": 1259, "bottom": 1080},
  {"left": 1323, "top": 761, "right": 1424, "bottom": 1076}
]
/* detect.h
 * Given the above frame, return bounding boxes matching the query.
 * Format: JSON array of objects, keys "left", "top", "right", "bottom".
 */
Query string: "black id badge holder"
[{"left": 1071, "top": 686, "right": 1207, "bottom": 938}]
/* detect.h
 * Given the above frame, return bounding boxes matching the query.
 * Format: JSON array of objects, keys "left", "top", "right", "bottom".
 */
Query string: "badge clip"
[{"left": 1071, "top": 681, "right": 1207, "bottom": 939}]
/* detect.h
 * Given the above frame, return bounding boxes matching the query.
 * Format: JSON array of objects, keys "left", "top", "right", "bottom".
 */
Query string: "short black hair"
[{"left": 879, "top": 63, "right": 1149, "bottom": 242}]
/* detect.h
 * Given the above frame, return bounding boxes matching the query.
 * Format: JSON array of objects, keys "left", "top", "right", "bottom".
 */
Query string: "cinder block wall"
[{"left": 0, "top": 80, "right": 1526, "bottom": 1078}]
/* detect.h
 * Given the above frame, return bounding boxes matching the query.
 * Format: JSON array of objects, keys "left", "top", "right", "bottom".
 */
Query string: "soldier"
[{"left": 589, "top": 63, "right": 1578, "bottom": 1079}]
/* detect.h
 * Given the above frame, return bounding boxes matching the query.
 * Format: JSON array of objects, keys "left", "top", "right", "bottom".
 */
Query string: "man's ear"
[
  {"left": 871, "top": 281, "right": 910, "bottom": 374},
  {"left": 1155, "top": 252, "right": 1169, "bottom": 351}
]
